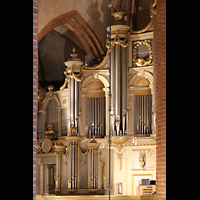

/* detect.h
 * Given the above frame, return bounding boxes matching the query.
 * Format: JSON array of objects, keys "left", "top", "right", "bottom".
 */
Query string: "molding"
[
  {"left": 82, "top": 74, "right": 109, "bottom": 88},
  {"left": 129, "top": 72, "right": 153, "bottom": 87}
]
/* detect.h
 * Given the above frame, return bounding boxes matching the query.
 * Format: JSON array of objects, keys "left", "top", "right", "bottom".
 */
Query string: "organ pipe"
[
  {"left": 115, "top": 44, "right": 121, "bottom": 136},
  {"left": 147, "top": 95, "right": 149, "bottom": 134},
  {"left": 70, "top": 142, "right": 78, "bottom": 189},
  {"left": 75, "top": 80, "right": 79, "bottom": 129},
  {"left": 144, "top": 95, "right": 147, "bottom": 134},
  {"left": 85, "top": 97, "right": 106, "bottom": 137},
  {"left": 110, "top": 46, "right": 115, "bottom": 118},
  {"left": 134, "top": 94, "right": 152, "bottom": 134},
  {"left": 71, "top": 79, "right": 75, "bottom": 128}
]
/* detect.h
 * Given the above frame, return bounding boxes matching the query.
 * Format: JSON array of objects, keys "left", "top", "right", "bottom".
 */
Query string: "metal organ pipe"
[
  {"left": 85, "top": 97, "right": 106, "bottom": 137},
  {"left": 67, "top": 81, "right": 71, "bottom": 136},
  {"left": 115, "top": 44, "right": 121, "bottom": 136},
  {"left": 122, "top": 47, "right": 126, "bottom": 135},
  {"left": 99, "top": 98, "right": 102, "bottom": 136},
  {"left": 75, "top": 80, "right": 79, "bottom": 130},
  {"left": 95, "top": 98, "right": 97, "bottom": 135},
  {"left": 134, "top": 94, "right": 153, "bottom": 135},
  {"left": 71, "top": 79, "right": 75, "bottom": 128},
  {"left": 71, "top": 144, "right": 73, "bottom": 188},
  {"left": 150, "top": 95, "right": 152, "bottom": 133},
  {"left": 144, "top": 95, "right": 147, "bottom": 134},
  {"left": 147, "top": 95, "right": 149, "bottom": 134},
  {"left": 110, "top": 46, "right": 115, "bottom": 135}
]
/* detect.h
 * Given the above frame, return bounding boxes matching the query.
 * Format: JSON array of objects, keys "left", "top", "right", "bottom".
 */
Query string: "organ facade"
[{"left": 36, "top": 0, "right": 157, "bottom": 198}]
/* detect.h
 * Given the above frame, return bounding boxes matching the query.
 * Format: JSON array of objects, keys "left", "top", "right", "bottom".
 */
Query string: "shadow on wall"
[
  {"left": 38, "top": 31, "right": 85, "bottom": 90},
  {"left": 87, "top": 0, "right": 110, "bottom": 53}
]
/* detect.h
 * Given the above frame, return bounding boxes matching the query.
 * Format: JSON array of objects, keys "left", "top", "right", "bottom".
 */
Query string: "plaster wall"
[{"left": 38, "top": 0, "right": 112, "bottom": 51}]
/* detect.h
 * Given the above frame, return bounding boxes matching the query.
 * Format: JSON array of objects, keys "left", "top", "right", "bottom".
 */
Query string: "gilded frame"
[{"left": 132, "top": 39, "right": 153, "bottom": 67}]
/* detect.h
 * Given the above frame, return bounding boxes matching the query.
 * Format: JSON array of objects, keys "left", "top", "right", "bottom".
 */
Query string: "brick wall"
[
  {"left": 33, "top": 0, "right": 38, "bottom": 199},
  {"left": 38, "top": 10, "right": 105, "bottom": 60},
  {"left": 155, "top": 0, "right": 166, "bottom": 200}
]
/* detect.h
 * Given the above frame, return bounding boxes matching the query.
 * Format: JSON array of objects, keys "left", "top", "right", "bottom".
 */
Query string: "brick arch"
[{"left": 38, "top": 10, "right": 105, "bottom": 60}]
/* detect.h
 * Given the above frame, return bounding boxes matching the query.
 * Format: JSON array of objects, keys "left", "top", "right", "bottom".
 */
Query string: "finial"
[
  {"left": 47, "top": 122, "right": 53, "bottom": 131},
  {"left": 73, "top": 47, "right": 76, "bottom": 53}
]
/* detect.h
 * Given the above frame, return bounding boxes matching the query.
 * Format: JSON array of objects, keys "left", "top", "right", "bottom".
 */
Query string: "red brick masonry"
[{"left": 155, "top": 0, "right": 166, "bottom": 200}]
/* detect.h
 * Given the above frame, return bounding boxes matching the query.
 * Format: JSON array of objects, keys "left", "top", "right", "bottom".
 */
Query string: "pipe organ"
[{"left": 36, "top": 1, "right": 157, "bottom": 197}]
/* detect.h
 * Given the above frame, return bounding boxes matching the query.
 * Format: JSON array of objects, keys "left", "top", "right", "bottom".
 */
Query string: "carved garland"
[
  {"left": 106, "top": 31, "right": 129, "bottom": 49},
  {"left": 60, "top": 66, "right": 84, "bottom": 90}
]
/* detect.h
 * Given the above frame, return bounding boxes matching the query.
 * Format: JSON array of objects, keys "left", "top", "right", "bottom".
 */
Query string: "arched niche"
[
  {"left": 81, "top": 75, "right": 110, "bottom": 136},
  {"left": 41, "top": 93, "right": 62, "bottom": 138},
  {"left": 128, "top": 72, "right": 153, "bottom": 135},
  {"left": 81, "top": 74, "right": 110, "bottom": 89}
]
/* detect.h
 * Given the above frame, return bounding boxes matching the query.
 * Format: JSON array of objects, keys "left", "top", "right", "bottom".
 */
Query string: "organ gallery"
[{"left": 36, "top": 0, "right": 158, "bottom": 199}]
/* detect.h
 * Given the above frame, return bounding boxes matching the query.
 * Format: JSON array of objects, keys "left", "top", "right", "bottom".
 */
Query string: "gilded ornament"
[
  {"left": 62, "top": 99, "right": 66, "bottom": 104},
  {"left": 132, "top": 40, "right": 153, "bottom": 67},
  {"left": 139, "top": 151, "right": 146, "bottom": 168},
  {"left": 60, "top": 47, "right": 84, "bottom": 90},
  {"left": 111, "top": 1, "right": 126, "bottom": 23},
  {"left": 106, "top": 31, "right": 129, "bottom": 49},
  {"left": 42, "top": 138, "right": 53, "bottom": 153},
  {"left": 38, "top": 88, "right": 46, "bottom": 103},
  {"left": 45, "top": 122, "right": 56, "bottom": 140}
]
